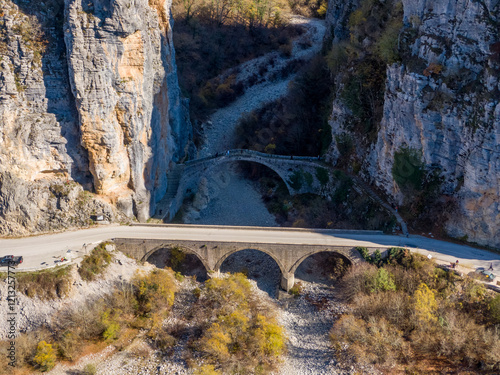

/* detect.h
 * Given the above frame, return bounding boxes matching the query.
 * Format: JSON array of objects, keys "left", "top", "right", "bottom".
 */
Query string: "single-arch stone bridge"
[
  {"left": 155, "top": 149, "right": 331, "bottom": 221},
  {"left": 113, "top": 237, "right": 385, "bottom": 291},
  {"left": 153, "top": 149, "right": 408, "bottom": 235}
]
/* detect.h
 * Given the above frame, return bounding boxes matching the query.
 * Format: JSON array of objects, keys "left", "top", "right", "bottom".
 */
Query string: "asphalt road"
[{"left": 0, "top": 224, "right": 499, "bottom": 274}]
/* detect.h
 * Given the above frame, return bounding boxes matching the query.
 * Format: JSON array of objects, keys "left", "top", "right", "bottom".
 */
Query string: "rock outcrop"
[
  {"left": 326, "top": 0, "right": 500, "bottom": 247},
  {"left": 0, "top": 0, "right": 191, "bottom": 235}
]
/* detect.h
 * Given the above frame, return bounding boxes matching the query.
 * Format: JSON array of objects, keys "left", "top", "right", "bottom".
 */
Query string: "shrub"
[
  {"left": 133, "top": 269, "right": 177, "bottom": 316},
  {"left": 192, "top": 274, "right": 285, "bottom": 373},
  {"left": 392, "top": 146, "right": 424, "bottom": 191},
  {"left": 423, "top": 62, "right": 443, "bottom": 77},
  {"left": 83, "top": 363, "right": 97, "bottom": 375},
  {"left": 413, "top": 283, "right": 437, "bottom": 324},
  {"left": 489, "top": 294, "right": 500, "bottom": 324},
  {"left": 375, "top": 19, "right": 402, "bottom": 64},
  {"left": 315, "top": 167, "right": 329, "bottom": 186},
  {"left": 193, "top": 365, "right": 221, "bottom": 375},
  {"left": 288, "top": 170, "right": 304, "bottom": 190},
  {"left": 289, "top": 281, "right": 303, "bottom": 296},
  {"left": 370, "top": 268, "right": 396, "bottom": 293},
  {"left": 101, "top": 310, "right": 121, "bottom": 341},
  {"left": 78, "top": 242, "right": 113, "bottom": 281},
  {"left": 33, "top": 341, "right": 56, "bottom": 372},
  {"left": 332, "top": 252, "right": 500, "bottom": 372},
  {"left": 16, "top": 266, "right": 73, "bottom": 299}
]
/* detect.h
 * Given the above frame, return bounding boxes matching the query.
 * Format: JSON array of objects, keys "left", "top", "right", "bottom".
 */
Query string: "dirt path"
[
  {"left": 184, "top": 16, "right": 326, "bottom": 227},
  {"left": 198, "top": 15, "right": 326, "bottom": 158}
]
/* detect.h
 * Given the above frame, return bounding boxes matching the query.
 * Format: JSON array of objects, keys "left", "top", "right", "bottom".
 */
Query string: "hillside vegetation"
[
  {"left": 0, "top": 268, "right": 285, "bottom": 374},
  {"left": 331, "top": 248, "right": 500, "bottom": 373}
]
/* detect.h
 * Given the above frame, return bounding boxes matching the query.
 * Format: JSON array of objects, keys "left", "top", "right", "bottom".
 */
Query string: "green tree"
[
  {"left": 489, "top": 295, "right": 500, "bottom": 324},
  {"left": 370, "top": 268, "right": 396, "bottom": 293}
]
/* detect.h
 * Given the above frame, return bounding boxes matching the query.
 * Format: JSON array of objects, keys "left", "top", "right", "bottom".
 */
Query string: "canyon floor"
[{"left": 172, "top": 16, "right": 356, "bottom": 375}]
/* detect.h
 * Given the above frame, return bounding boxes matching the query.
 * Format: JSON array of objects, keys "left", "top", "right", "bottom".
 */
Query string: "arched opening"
[
  {"left": 181, "top": 161, "right": 283, "bottom": 226},
  {"left": 293, "top": 251, "right": 352, "bottom": 286},
  {"left": 146, "top": 246, "right": 208, "bottom": 282},
  {"left": 218, "top": 249, "right": 282, "bottom": 298}
]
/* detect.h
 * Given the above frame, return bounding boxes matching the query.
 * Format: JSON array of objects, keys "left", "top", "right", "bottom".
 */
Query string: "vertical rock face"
[
  {"left": 65, "top": 0, "right": 191, "bottom": 221},
  {"left": 325, "top": 0, "right": 359, "bottom": 41},
  {"left": 326, "top": 0, "right": 500, "bottom": 247},
  {"left": 0, "top": 0, "right": 191, "bottom": 235},
  {"left": 0, "top": 0, "right": 88, "bottom": 183}
]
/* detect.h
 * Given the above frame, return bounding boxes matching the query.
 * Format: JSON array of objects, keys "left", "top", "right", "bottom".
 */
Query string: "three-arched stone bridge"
[
  {"left": 155, "top": 149, "right": 331, "bottom": 221},
  {"left": 113, "top": 237, "right": 383, "bottom": 290}
]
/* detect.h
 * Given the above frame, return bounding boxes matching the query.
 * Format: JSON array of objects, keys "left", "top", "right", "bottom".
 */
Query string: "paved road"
[{"left": 0, "top": 224, "right": 499, "bottom": 274}]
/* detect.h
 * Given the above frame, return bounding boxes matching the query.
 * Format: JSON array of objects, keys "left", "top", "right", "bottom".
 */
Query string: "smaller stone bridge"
[
  {"left": 155, "top": 149, "right": 331, "bottom": 221},
  {"left": 114, "top": 238, "right": 385, "bottom": 290},
  {"left": 153, "top": 149, "right": 408, "bottom": 235}
]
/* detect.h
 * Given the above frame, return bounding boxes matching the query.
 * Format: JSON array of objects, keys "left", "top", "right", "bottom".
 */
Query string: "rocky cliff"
[
  {"left": 326, "top": 0, "right": 500, "bottom": 247},
  {"left": 0, "top": 0, "right": 191, "bottom": 235}
]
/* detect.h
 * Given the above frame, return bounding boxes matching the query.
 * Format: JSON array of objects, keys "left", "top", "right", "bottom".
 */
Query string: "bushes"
[
  {"left": 331, "top": 253, "right": 500, "bottom": 372},
  {"left": 133, "top": 269, "right": 177, "bottom": 316},
  {"left": 78, "top": 242, "right": 113, "bottom": 281},
  {"left": 0, "top": 268, "right": 179, "bottom": 372},
  {"left": 16, "top": 266, "right": 73, "bottom": 299},
  {"left": 190, "top": 273, "right": 285, "bottom": 373},
  {"left": 392, "top": 146, "right": 425, "bottom": 191},
  {"left": 236, "top": 56, "right": 333, "bottom": 156},
  {"left": 33, "top": 341, "right": 56, "bottom": 372}
]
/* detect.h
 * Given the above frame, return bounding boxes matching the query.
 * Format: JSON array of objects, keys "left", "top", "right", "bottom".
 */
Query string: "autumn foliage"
[
  {"left": 331, "top": 254, "right": 500, "bottom": 372},
  {"left": 190, "top": 273, "right": 285, "bottom": 374}
]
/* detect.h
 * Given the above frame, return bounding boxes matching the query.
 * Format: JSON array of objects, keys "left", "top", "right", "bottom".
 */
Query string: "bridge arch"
[
  {"left": 289, "top": 248, "right": 355, "bottom": 275},
  {"left": 214, "top": 247, "right": 287, "bottom": 275},
  {"left": 142, "top": 244, "right": 211, "bottom": 274},
  {"left": 201, "top": 157, "right": 295, "bottom": 195}
]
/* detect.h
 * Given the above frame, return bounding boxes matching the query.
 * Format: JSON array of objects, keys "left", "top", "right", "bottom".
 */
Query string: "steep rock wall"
[
  {"left": 327, "top": 0, "right": 500, "bottom": 247},
  {"left": 65, "top": 0, "right": 191, "bottom": 221},
  {"left": 0, "top": 0, "right": 191, "bottom": 235}
]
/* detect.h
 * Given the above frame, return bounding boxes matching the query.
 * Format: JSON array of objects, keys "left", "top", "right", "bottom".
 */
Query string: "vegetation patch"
[
  {"left": 78, "top": 242, "right": 113, "bottom": 281},
  {"left": 0, "top": 268, "right": 178, "bottom": 372},
  {"left": 14, "top": 265, "right": 73, "bottom": 300},
  {"left": 236, "top": 56, "right": 333, "bottom": 156},
  {"left": 331, "top": 252, "right": 500, "bottom": 373},
  {"left": 188, "top": 273, "right": 285, "bottom": 373},
  {"left": 172, "top": 0, "right": 304, "bottom": 128}
]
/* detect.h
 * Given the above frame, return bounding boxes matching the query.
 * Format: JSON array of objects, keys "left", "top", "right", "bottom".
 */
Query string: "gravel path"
[{"left": 198, "top": 15, "right": 326, "bottom": 158}]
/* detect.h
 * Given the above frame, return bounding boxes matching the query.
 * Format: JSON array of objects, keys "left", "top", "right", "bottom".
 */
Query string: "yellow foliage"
[
  {"left": 133, "top": 269, "right": 177, "bottom": 315},
  {"left": 205, "top": 272, "right": 251, "bottom": 307},
  {"left": 193, "top": 364, "right": 221, "bottom": 375},
  {"left": 413, "top": 283, "right": 437, "bottom": 323},
  {"left": 200, "top": 323, "right": 232, "bottom": 360},
  {"left": 33, "top": 341, "right": 56, "bottom": 372},
  {"left": 253, "top": 314, "right": 285, "bottom": 356}
]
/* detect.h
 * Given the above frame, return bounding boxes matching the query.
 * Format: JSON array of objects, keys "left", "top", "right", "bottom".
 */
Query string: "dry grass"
[
  {"left": 331, "top": 255, "right": 500, "bottom": 373},
  {"left": 78, "top": 243, "right": 113, "bottom": 281},
  {"left": 15, "top": 265, "right": 73, "bottom": 300}
]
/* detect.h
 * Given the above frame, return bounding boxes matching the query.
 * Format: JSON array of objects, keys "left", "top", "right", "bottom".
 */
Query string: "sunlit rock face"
[
  {"left": 0, "top": 0, "right": 191, "bottom": 235},
  {"left": 326, "top": 0, "right": 500, "bottom": 247}
]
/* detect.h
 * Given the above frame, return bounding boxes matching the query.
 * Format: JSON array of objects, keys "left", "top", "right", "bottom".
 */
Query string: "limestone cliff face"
[
  {"left": 0, "top": 0, "right": 191, "bottom": 235},
  {"left": 65, "top": 0, "right": 191, "bottom": 221},
  {"left": 327, "top": 0, "right": 500, "bottom": 247}
]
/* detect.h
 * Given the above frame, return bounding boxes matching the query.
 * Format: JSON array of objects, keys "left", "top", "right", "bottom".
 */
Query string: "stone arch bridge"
[
  {"left": 153, "top": 149, "right": 408, "bottom": 235},
  {"left": 113, "top": 237, "right": 384, "bottom": 291},
  {"left": 155, "top": 149, "right": 331, "bottom": 221}
]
